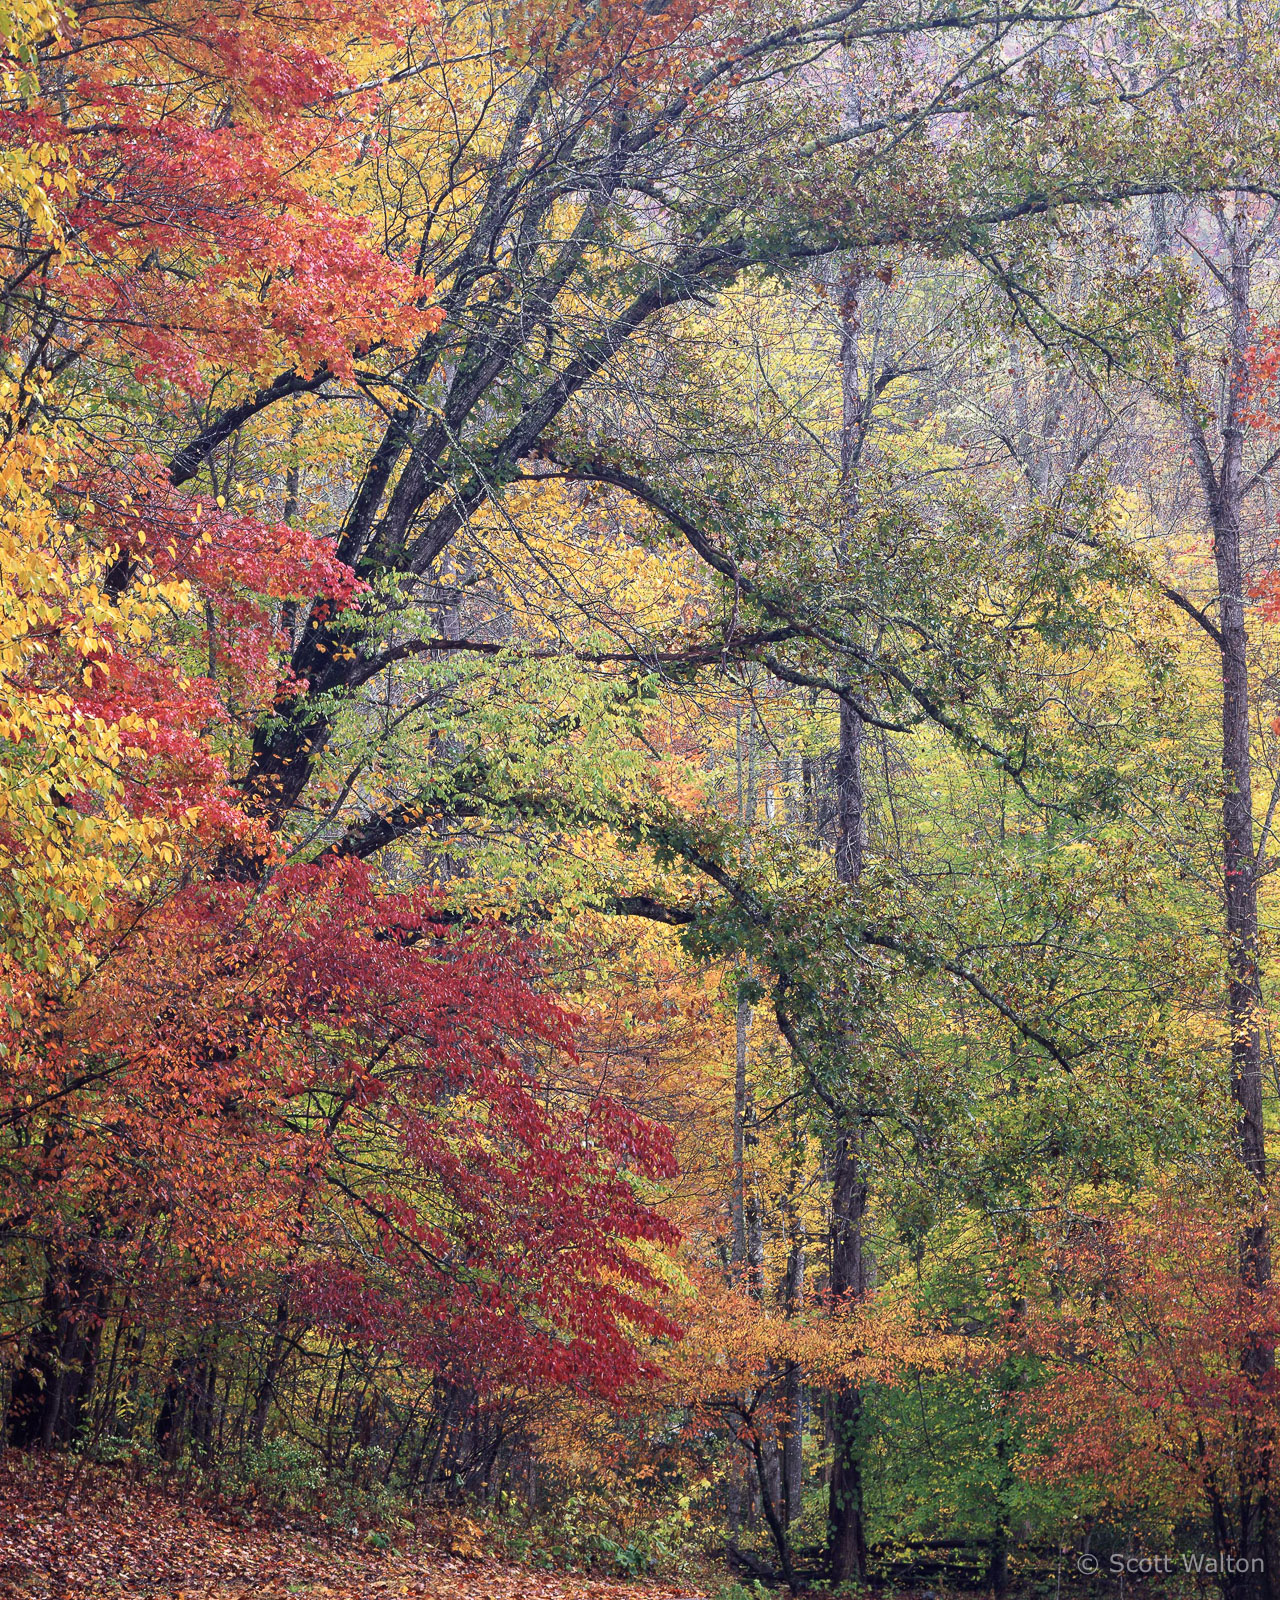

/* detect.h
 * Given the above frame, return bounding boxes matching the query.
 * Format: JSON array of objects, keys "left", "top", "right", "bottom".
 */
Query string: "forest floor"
[{"left": 0, "top": 1456, "right": 709, "bottom": 1600}]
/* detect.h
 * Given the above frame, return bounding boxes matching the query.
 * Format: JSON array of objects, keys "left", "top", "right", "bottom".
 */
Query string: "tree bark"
[
  {"left": 827, "top": 698, "right": 870, "bottom": 1582},
  {"left": 731, "top": 706, "right": 761, "bottom": 1290},
  {"left": 7, "top": 1252, "right": 108, "bottom": 1449},
  {"left": 249, "top": 1292, "right": 291, "bottom": 1449},
  {"left": 1216, "top": 220, "right": 1269, "bottom": 1294},
  {"left": 827, "top": 1112, "right": 870, "bottom": 1585},
  {"left": 1176, "top": 209, "right": 1270, "bottom": 1290},
  {"left": 1169, "top": 200, "right": 1273, "bottom": 1599},
  {"left": 732, "top": 991, "right": 750, "bottom": 1273},
  {"left": 826, "top": 269, "right": 872, "bottom": 1587},
  {"left": 780, "top": 1135, "right": 807, "bottom": 1530}
]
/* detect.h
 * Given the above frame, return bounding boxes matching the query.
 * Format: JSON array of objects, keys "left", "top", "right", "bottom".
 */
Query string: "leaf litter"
[{"left": 0, "top": 1456, "right": 705, "bottom": 1600}]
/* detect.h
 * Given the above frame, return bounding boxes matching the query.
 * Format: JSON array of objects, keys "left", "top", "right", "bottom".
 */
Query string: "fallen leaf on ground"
[{"left": 0, "top": 1456, "right": 706, "bottom": 1600}]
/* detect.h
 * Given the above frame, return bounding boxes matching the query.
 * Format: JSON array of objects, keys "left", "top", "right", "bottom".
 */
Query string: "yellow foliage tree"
[{"left": 0, "top": 422, "right": 191, "bottom": 978}]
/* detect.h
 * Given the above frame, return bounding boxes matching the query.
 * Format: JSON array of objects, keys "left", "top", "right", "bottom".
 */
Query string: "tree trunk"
[
  {"left": 250, "top": 1291, "right": 291, "bottom": 1448},
  {"left": 1214, "top": 220, "right": 1269, "bottom": 1296},
  {"left": 155, "top": 1341, "right": 219, "bottom": 1464},
  {"left": 1168, "top": 204, "right": 1269, "bottom": 1282},
  {"left": 731, "top": 705, "right": 760, "bottom": 1289},
  {"left": 1172, "top": 200, "right": 1273, "bottom": 1600},
  {"left": 732, "top": 990, "right": 750, "bottom": 1272},
  {"left": 827, "top": 695, "right": 870, "bottom": 1583},
  {"left": 825, "top": 270, "right": 872, "bottom": 1587},
  {"left": 827, "top": 1114, "right": 870, "bottom": 1584},
  {"left": 7, "top": 1251, "right": 108, "bottom": 1449},
  {"left": 780, "top": 1139, "right": 807, "bottom": 1529}
]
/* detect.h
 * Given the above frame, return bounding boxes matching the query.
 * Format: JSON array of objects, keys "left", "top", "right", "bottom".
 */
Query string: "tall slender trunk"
[
  {"left": 825, "top": 269, "right": 872, "bottom": 1586},
  {"left": 1216, "top": 223, "right": 1269, "bottom": 1292},
  {"left": 732, "top": 992, "right": 750, "bottom": 1271},
  {"left": 827, "top": 696, "right": 870, "bottom": 1582},
  {"left": 1215, "top": 214, "right": 1274, "bottom": 1600},
  {"left": 731, "top": 706, "right": 759, "bottom": 1287},
  {"left": 1171, "top": 201, "right": 1273, "bottom": 1599},
  {"left": 780, "top": 1125, "right": 806, "bottom": 1530},
  {"left": 828, "top": 1115, "right": 870, "bottom": 1583},
  {"left": 1177, "top": 210, "right": 1270, "bottom": 1289}
]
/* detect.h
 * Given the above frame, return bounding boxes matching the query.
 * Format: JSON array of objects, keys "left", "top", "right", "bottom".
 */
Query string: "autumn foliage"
[
  {"left": 5, "top": 860, "right": 680, "bottom": 1421},
  {"left": 1021, "top": 1196, "right": 1280, "bottom": 1526},
  {"left": 7, "top": 0, "right": 1280, "bottom": 1590},
  {"left": 0, "top": 0, "right": 685, "bottom": 1495}
]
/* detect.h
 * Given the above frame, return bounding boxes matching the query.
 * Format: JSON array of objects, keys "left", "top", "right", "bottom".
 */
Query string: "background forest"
[{"left": 5, "top": 0, "right": 1280, "bottom": 1595}]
